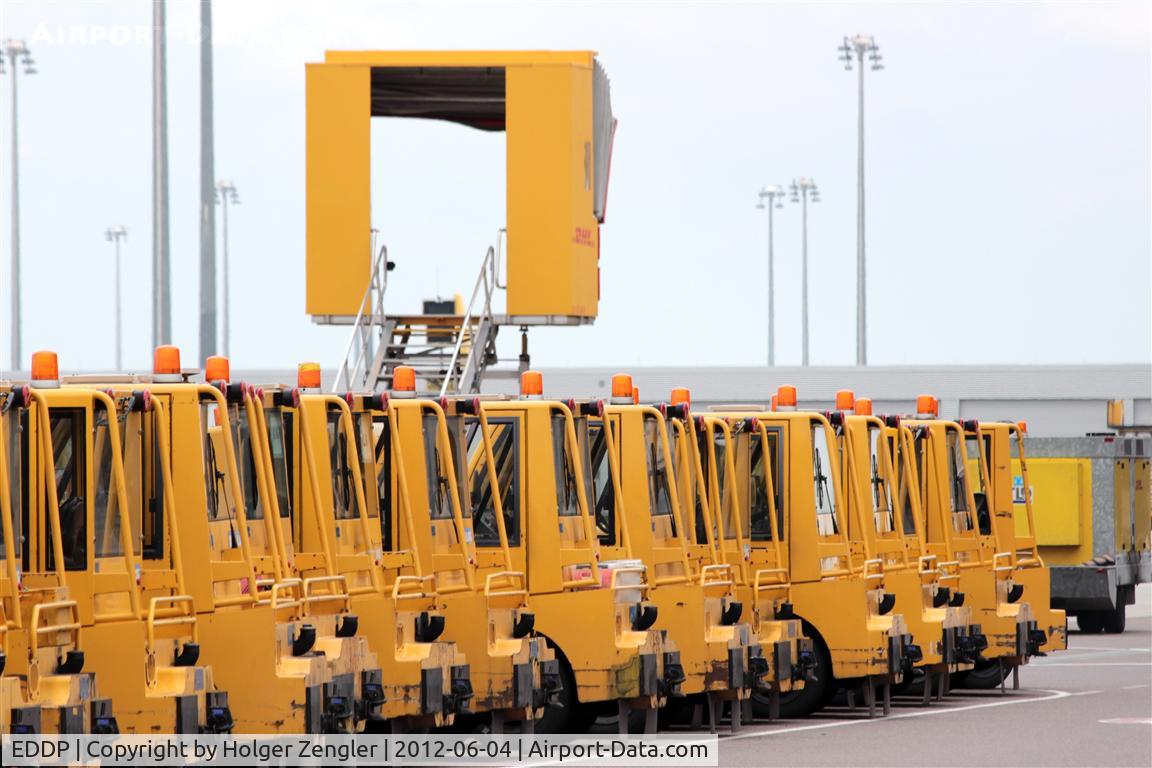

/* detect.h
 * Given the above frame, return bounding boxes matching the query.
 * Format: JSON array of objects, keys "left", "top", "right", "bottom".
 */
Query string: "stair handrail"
[
  {"left": 437, "top": 245, "right": 493, "bottom": 396},
  {"left": 333, "top": 232, "right": 389, "bottom": 393},
  {"left": 438, "top": 230, "right": 503, "bottom": 397}
]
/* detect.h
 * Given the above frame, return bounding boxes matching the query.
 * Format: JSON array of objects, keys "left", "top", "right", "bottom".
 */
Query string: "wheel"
[
  {"left": 953, "top": 659, "right": 1008, "bottom": 689},
  {"left": 1076, "top": 612, "right": 1105, "bottom": 633},
  {"left": 755, "top": 630, "right": 831, "bottom": 718},
  {"left": 534, "top": 658, "right": 597, "bottom": 733},
  {"left": 1102, "top": 604, "right": 1126, "bottom": 634}
]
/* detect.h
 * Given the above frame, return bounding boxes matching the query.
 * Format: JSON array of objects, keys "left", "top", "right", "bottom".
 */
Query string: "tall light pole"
[
  {"left": 756, "top": 185, "right": 787, "bottom": 367},
  {"left": 105, "top": 226, "right": 128, "bottom": 371},
  {"left": 153, "top": 0, "right": 171, "bottom": 347},
  {"left": 790, "top": 177, "right": 820, "bottom": 366},
  {"left": 199, "top": 0, "right": 217, "bottom": 361},
  {"left": 215, "top": 180, "right": 239, "bottom": 357},
  {"left": 2, "top": 39, "right": 36, "bottom": 371},
  {"left": 839, "top": 34, "right": 883, "bottom": 366}
]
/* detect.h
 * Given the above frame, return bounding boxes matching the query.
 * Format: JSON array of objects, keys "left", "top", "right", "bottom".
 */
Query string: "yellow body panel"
[
  {"left": 706, "top": 409, "right": 912, "bottom": 687},
  {"left": 305, "top": 50, "right": 602, "bottom": 319},
  {"left": 598, "top": 406, "right": 753, "bottom": 703},
  {"left": 474, "top": 400, "right": 669, "bottom": 717},
  {"left": 304, "top": 64, "right": 370, "bottom": 316}
]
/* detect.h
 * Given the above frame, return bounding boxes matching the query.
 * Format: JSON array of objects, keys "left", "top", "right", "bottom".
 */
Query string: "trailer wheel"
[
  {"left": 534, "top": 657, "right": 596, "bottom": 734},
  {"left": 1076, "top": 612, "right": 1105, "bottom": 633},
  {"left": 952, "top": 659, "right": 1007, "bottom": 689},
  {"left": 1102, "top": 604, "right": 1126, "bottom": 634},
  {"left": 757, "top": 626, "right": 831, "bottom": 718}
]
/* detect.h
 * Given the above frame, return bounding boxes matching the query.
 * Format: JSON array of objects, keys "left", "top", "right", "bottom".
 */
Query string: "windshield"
[
  {"left": 48, "top": 409, "right": 88, "bottom": 571},
  {"left": 946, "top": 428, "right": 974, "bottom": 533},
  {"left": 811, "top": 421, "right": 839, "bottom": 536},
  {"left": 643, "top": 415, "right": 676, "bottom": 532},
  {"left": 264, "top": 409, "right": 293, "bottom": 520},
  {"left": 2, "top": 410, "right": 22, "bottom": 564},
  {"left": 468, "top": 417, "right": 518, "bottom": 546},
  {"left": 749, "top": 426, "right": 783, "bottom": 541},
  {"left": 587, "top": 422, "right": 616, "bottom": 545},
  {"left": 200, "top": 402, "right": 241, "bottom": 552},
  {"left": 868, "top": 426, "right": 896, "bottom": 534},
  {"left": 552, "top": 414, "right": 583, "bottom": 518}
]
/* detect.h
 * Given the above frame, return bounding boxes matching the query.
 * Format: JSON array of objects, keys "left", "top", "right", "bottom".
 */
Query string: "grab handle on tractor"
[
  {"left": 936, "top": 560, "right": 962, "bottom": 583},
  {"left": 392, "top": 575, "right": 437, "bottom": 607},
  {"left": 302, "top": 575, "right": 352, "bottom": 614},
  {"left": 29, "top": 600, "right": 82, "bottom": 658},
  {"left": 607, "top": 565, "right": 650, "bottom": 599},
  {"left": 752, "top": 567, "right": 792, "bottom": 610},
  {"left": 918, "top": 554, "right": 940, "bottom": 585},
  {"left": 699, "top": 564, "right": 735, "bottom": 591},
  {"left": 483, "top": 571, "right": 528, "bottom": 599},
  {"left": 862, "top": 558, "right": 886, "bottom": 584},
  {"left": 992, "top": 552, "right": 1015, "bottom": 580},
  {"left": 145, "top": 595, "right": 198, "bottom": 651},
  {"left": 268, "top": 578, "right": 305, "bottom": 615}
]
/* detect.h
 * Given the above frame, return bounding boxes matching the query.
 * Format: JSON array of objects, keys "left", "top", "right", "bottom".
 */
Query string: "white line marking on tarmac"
[
  {"left": 722, "top": 689, "right": 1078, "bottom": 742},
  {"left": 1098, "top": 718, "right": 1152, "bottom": 725},
  {"left": 1070, "top": 690, "right": 1103, "bottom": 696},
  {"left": 1031, "top": 663, "right": 1152, "bottom": 667},
  {"left": 1064, "top": 646, "right": 1149, "bottom": 653},
  {"left": 1121, "top": 684, "right": 1151, "bottom": 690}
]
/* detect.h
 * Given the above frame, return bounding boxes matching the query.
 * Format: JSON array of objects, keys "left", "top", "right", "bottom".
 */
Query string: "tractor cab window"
[
  {"left": 643, "top": 415, "right": 676, "bottom": 533},
  {"left": 868, "top": 427, "right": 896, "bottom": 534},
  {"left": 964, "top": 433, "right": 993, "bottom": 535},
  {"left": 264, "top": 409, "right": 293, "bottom": 520},
  {"left": 422, "top": 413, "right": 460, "bottom": 521},
  {"left": 95, "top": 407, "right": 142, "bottom": 560},
  {"left": 469, "top": 417, "right": 519, "bottom": 547},
  {"left": 894, "top": 434, "right": 918, "bottom": 537},
  {"left": 749, "top": 427, "right": 784, "bottom": 541},
  {"left": 3, "top": 410, "right": 24, "bottom": 566},
  {"left": 234, "top": 408, "right": 266, "bottom": 520},
  {"left": 371, "top": 416, "right": 393, "bottom": 550},
  {"left": 586, "top": 422, "right": 616, "bottom": 545},
  {"left": 946, "top": 429, "right": 974, "bottom": 533},
  {"left": 48, "top": 409, "right": 87, "bottom": 571},
  {"left": 327, "top": 411, "right": 360, "bottom": 521},
  {"left": 704, "top": 428, "right": 737, "bottom": 541},
  {"left": 552, "top": 415, "right": 583, "bottom": 519},
  {"left": 140, "top": 411, "right": 165, "bottom": 560},
  {"left": 811, "top": 422, "right": 839, "bottom": 536},
  {"left": 200, "top": 402, "right": 242, "bottom": 551}
]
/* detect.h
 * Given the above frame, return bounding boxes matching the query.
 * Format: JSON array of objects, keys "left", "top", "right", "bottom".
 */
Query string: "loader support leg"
[
  {"left": 706, "top": 693, "right": 720, "bottom": 734},
  {"left": 643, "top": 707, "right": 657, "bottom": 735}
]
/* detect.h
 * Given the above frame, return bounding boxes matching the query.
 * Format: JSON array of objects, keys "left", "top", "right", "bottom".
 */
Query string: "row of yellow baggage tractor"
[{"left": 0, "top": 348, "right": 1066, "bottom": 734}]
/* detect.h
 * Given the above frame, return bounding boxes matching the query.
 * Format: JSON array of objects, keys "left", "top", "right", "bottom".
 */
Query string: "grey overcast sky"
[{"left": 1, "top": 0, "right": 1149, "bottom": 374}]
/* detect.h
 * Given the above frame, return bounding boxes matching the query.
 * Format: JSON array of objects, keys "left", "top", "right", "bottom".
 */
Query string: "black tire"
[
  {"left": 535, "top": 658, "right": 597, "bottom": 734},
  {"left": 1076, "top": 612, "right": 1105, "bottom": 634},
  {"left": 755, "top": 630, "right": 831, "bottom": 719},
  {"left": 953, "top": 659, "right": 1008, "bottom": 690},
  {"left": 1102, "top": 604, "right": 1126, "bottom": 634}
]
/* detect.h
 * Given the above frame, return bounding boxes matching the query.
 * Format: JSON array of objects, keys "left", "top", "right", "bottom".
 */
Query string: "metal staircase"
[{"left": 332, "top": 230, "right": 523, "bottom": 395}]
